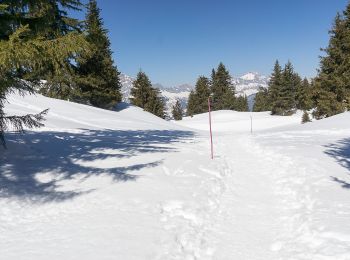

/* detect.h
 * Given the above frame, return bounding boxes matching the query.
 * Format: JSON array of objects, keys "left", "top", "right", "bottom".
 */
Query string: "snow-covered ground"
[{"left": 1, "top": 93, "right": 350, "bottom": 259}]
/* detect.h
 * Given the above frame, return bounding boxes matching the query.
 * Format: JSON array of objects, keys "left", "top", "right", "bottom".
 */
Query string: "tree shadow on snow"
[
  {"left": 114, "top": 102, "right": 132, "bottom": 111},
  {"left": 324, "top": 138, "right": 350, "bottom": 189},
  {"left": 330, "top": 177, "right": 350, "bottom": 189},
  {"left": 0, "top": 129, "right": 194, "bottom": 203}
]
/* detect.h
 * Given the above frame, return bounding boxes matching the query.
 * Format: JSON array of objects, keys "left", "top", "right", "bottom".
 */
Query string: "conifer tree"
[
  {"left": 193, "top": 76, "right": 211, "bottom": 114},
  {"left": 253, "top": 87, "right": 270, "bottom": 112},
  {"left": 210, "top": 69, "right": 216, "bottom": 86},
  {"left": 145, "top": 88, "right": 166, "bottom": 119},
  {"left": 271, "top": 61, "right": 300, "bottom": 115},
  {"left": 76, "top": 0, "right": 121, "bottom": 108},
  {"left": 0, "top": 0, "right": 82, "bottom": 40},
  {"left": 130, "top": 71, "right": 153, "bottom": 108},
  {"left": 186, "top": 90, "right": 196, "bottom": 117},
  {"left": 235, "top": 95, "right": 249, "bottom": 111},
  {"left": 0, "top": 3, "right": 90, "bottom": 147},
  {"left": 281, "top": 61, "right": 299, "bottom": 114},
  {"left": 130, "top": 71, "right": 165, "bottom": 118},
  {"left": 7, "top": 0, "right": 87, "bottom": 100},
  {"left": 186, "top": 76, "right": 211, "bottom": 116},
  {"left": 211, "top": 63, "right": 235, "bottom": 110},
  {"left": 296, "top": 78, "right": 312, "bottom": 110},
  {"left": 312, "top": 87, "right": 340, "bottom": 119},
  {"left": 268, "top": 60, "right": 282, "bottom": 114},
  {"left": 313, "top": 4, "right": 350, "bottom": 118},
  {"left": 301, "top": 110, "right": 311, "bottom": 124},
  {"left": 172, "top": 100, "right": 183, "bottom": 120}
]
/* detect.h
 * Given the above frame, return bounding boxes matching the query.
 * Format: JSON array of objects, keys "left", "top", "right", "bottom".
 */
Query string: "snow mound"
[
  {"left": 176, "top": 110, "right": 303, "bottom": 133},
  {"left": 5, "top": 93, "right": 182, "bottom": 131}
]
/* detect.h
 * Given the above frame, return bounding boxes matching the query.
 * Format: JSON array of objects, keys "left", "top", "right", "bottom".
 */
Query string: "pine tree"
[
  {"left": 296, "top": 78, "right": 312, "bottom": 110},
  {"left": 76, "top": 0, "right": 121, "bottom": 108},
  {"left": 172, "top": 99, "right": 183, "bottom": 120},
  {"left": 6, "top": 0, "right": 87, "bottom": 100},
  {"left": 235, "top": 95, "right": 249, "bottom": 111},
  {"left": 210, "top": 69, "right": 216, "bottom": 87},
  {"left": 312, "top": 87, "right": 341, "bottom": 119},
  {"left": 130, "top": 71, "right": 165, "bottom": 118},
  {"left": 271, "top": 61, "right": 300, "bottom": 115},
  {"left": 0, "top": 3, "right": 90, "bottom": 147},
  {"left": 0, "top": 0, "right": 82, "bottom": 40},
  {"left": 145, "top": 88, "right": 166, "bottom": 119},
  {"left": 185, "top": 76, "right": 210, "bottom": 116},
  {"left": 268, "top": 60, "right": 283, "bottom": 114},
  {"left": 253, "top": 87, "right": 270, "bottom": 112},
  {"left": 313, "top": 4, "right": 350, "bottom": 118},
  {"left": 301, "top": 110, "right": 311, "bottom": 124},
  {"left": 211, "top": 62, "right": 235, "bottom": 110},
  {"left": 130, "top": 71, "right": 153, "bottom": 108},
  {"left": 186, "top": 90, "right": 196, "bottom": 117},
  {"left": 281, "top": 61, "right": 299, "bottom": 114},
  {"left": 193, "top": 76, "right": 210, "bottom": 114},
  {"left": 27, "top": 0, "right": 82, "bottom": 38}
]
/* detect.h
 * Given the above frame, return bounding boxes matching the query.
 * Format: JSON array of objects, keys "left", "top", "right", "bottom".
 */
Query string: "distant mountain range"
[
  {"left": 120, "top": 72, "right": 269, "bottom": 116},
  {"left": 120, "top": 74, "right": 193, "bottom": 117},
  {"left": 233, "top": 72, "right": 269, "bottom": 111},
  {"left": 234, "top": 72, "right": 269, "bottom": 97}
]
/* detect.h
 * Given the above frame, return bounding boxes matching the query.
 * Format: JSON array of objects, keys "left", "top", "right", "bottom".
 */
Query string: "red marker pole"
[{"left": 208, "top": 97, "right": 213, "bottom": 159}]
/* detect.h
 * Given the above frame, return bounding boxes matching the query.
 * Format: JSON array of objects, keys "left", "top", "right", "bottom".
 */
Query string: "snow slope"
[
  {"left": 1, "top": 93, "right": 350, "bottom": 259},
  {"left": 176, "top": 110, "right": 303, "bottom": 133}
]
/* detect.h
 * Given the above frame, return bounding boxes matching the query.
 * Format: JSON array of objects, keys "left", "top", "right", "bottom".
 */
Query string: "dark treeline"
[
  {"left": 187, "top": 63, "right": 249, "bottom": 117},
  {"left": 253, "top": 60, "right": 312, "bottom": 115}
]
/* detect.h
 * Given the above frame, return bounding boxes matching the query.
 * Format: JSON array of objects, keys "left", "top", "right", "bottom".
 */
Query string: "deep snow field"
[{"left": 1, "top": 93, "right": 350, "bottom": 260}]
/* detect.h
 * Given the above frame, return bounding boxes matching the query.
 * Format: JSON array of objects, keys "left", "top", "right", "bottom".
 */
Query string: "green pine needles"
[
  {"left": 253, "top": 60, "right": 311, "bottom": 116},
  {"left": 186, "top": 63, "right": 249, "bottom": 116},
  {"left": 0, "top": 1, "right": 91, "bottom": 147},
  {"left": 211, "top": 63, "right": 236, "bottom": 111},
  {"left": 130, "top": 71, "right": 166, "bottom": 119},
  {"left": 76, "top": 0, "right": 122, "bottom": 109},
  {"left": 172, "top": 100, "right": 183, "bottom": 121},
  {"left": 187, "top": 76, "right": 211, "bottom": 116},
  {"left": 312, "top": 4, "right": 350, "bottom": 118}
]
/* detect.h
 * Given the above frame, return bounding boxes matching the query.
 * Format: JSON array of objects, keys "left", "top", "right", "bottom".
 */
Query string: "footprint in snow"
[{"left": 270, "top": 241, "right": 283, "bottom": 251}]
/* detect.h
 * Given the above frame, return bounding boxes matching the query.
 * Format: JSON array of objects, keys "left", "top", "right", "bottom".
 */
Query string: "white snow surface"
[{"left": 1, "top": 93, "right": 350, "bottom": 259}]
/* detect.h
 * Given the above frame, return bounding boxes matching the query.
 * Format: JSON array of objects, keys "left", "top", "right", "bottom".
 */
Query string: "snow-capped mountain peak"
[
  {"left": 234, "top": 72, "right": 268, "bottom": 95},
  {"left": 119, "top": 73, "right": 193, "bottom": 118},
  {"left": 240, "top": 72, "right": 259, "bottom": 81}
]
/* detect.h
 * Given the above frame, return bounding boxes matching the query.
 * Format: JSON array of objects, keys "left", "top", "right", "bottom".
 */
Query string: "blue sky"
[{"left": 77, "top": 0, "right": 348, "bottom": 86}]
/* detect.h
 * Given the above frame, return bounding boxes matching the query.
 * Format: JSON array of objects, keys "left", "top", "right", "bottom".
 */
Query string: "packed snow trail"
[
  {"left": 1, "top": 94, "right": 350, "bottom": 259},
  {"left": 210, "top": 135, "right": 283, "bottom": 259},
  {"left": 174, "top": 111, "right": 350, "bottom": 259},
  {"left": 155, "top": 132, "right": 350, "bottom": 259}
]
